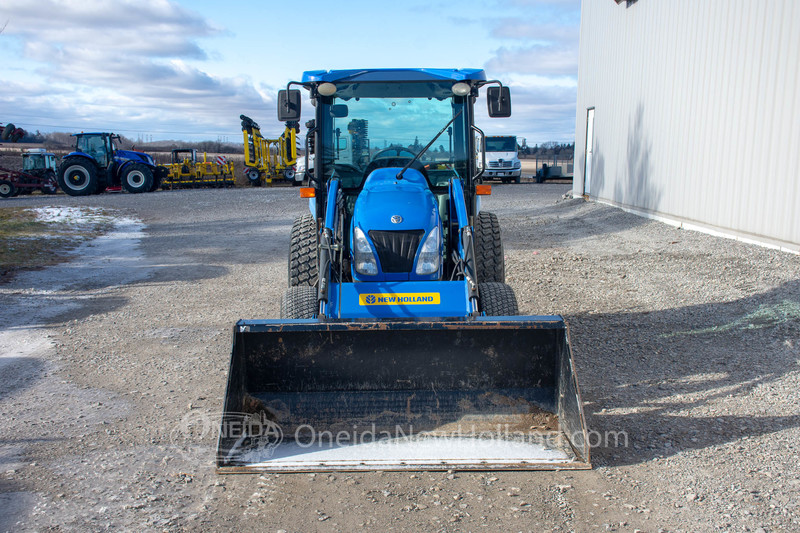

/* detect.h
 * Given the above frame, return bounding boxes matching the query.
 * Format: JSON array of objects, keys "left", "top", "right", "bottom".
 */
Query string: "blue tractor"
[
  {"left": 57, "top": 132, "right": 164, "bottom": 196},
  {"left": 218, "top": 69, "right": 589, "bottom": 472}
]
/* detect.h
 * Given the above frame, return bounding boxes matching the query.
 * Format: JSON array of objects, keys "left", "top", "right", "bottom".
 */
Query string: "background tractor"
[
  {"left": 57, "top": 132, "right": 164, "bottom": 196},
  {"left": 0, "top": 149, "right": 59, "bottom": 198}
]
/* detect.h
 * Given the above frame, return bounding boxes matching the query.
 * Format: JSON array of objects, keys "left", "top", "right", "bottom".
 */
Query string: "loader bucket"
[{"left": 216, "top": 317, "right": 590, "bottom": 472}]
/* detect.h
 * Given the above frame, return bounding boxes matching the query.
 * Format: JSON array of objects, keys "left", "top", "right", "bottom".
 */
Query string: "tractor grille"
[
  {"left": 489, "top": 160, "right": 513, "bottom": 168},
  {"left": 369, "top": 230, "right": 424, "bottom": 273}
]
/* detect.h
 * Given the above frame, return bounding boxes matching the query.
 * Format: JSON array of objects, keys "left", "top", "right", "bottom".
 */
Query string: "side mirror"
[
  {"left": 330, "top": 104, "right": 349, "bottom": 118},
  {"left": 278, "top": 89, "right": 302, "bottom": 121},
  {"left": 487, "top": 86, "right": 512, "bottom": 118}
]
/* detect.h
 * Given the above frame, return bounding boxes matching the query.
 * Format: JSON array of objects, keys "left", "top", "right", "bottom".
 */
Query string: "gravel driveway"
[{"left": 1, "top": 184, "right": 798, "bottom": 532}]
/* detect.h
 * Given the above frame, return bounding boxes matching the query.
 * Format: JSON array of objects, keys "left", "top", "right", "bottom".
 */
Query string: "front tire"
[
  {"left": 288, "top": 214, "right": 318, "bottom": 287},
  {"left": 478, "top": 282, "right": 519, "bottom": 316},
  {"left": 122, "top": 163, "right": 154, "bottom": 193},
  {"left": 0, "top": 180, "right": 16, "bottom": 198},
  {"left": 474, "top": 211, "right": 505, "bottom": 283},
  {"left": 280, "top": 286, "right": 317, "bottom": 319},
  {"left": 58, "top": 158, "right": 98, "bottom": 196}
]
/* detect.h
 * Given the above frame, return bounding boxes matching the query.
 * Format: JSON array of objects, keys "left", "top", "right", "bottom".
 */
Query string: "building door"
[{"left": 583, "top": 108, "right": 595, "bottom": 195}]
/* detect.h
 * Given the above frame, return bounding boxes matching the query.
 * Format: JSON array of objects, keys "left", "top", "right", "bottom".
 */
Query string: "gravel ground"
[{"left": 1, "top": 184, "right": 799, "bottom": 532}]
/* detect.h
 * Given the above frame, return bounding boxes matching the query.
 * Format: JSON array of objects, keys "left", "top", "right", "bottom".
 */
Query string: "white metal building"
[{"left": 574, "top": 0, "right": 800, "bottom": 252}]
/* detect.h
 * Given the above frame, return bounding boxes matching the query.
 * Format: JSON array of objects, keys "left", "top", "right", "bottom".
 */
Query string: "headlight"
[
  {"left": 513, "top": 160, "right": 521, "bottom": 168},
  {"left": 415, "top": 228, "right": 441, "bottom": 275},
  {"left": 353, "top": 226, "right": 378, "bottom": 276}
]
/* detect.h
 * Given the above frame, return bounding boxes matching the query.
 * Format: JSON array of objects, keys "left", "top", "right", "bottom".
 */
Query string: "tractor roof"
[{"left": 301, "top": 68, "right": 486, "bottom": 84}]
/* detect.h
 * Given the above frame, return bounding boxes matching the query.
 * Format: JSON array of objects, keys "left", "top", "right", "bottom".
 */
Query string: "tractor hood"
[
  {"left": 354, "top": 168, "right": 437, "bottom": 232},
  {"left": 115, "top": 149, "right": 155, "bottom": 166},
  {"left": 351, "top": 167, "right": 441, "bottom": 282}
]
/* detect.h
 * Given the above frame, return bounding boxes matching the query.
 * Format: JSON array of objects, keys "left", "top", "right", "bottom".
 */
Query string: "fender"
[
  {"left": 63, "top": 151, "right": 98, "bottom": 163},
  {"left": 115, "top": 159, "right": 135, "bottom": 179}
]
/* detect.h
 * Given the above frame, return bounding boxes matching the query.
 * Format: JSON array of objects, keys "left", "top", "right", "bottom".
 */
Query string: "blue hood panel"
[
  {"left": 115, "top": 150, "right": 153, "bottom": 165},
  {"left": 354, "top": 168, "right": 437, "bottom": 232}
]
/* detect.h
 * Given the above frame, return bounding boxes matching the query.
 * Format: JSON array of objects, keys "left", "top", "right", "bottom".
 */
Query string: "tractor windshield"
[
  {"left": 22, "top": 155, "right": 45, "bottom": 171},
  {"left": 76, "top": 134, "right": 110, "bottom": 167},
  {"left": 320, "top": 82, "right": 470, "bottom": 189}
]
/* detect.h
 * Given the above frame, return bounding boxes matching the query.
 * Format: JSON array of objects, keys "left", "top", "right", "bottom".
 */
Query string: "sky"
[{"left": 0, "top": 0, "right": 581, "bottom": 145}]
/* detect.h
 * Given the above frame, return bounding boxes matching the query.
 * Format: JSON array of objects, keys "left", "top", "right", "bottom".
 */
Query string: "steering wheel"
[{"left": 363, "top": 148, "right": 429, "bottom": 180}]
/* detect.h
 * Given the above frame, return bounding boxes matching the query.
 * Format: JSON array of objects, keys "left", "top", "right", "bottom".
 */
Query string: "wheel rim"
[
  {"left": 247, "top": 169, "right": 259, "bottom": 181},
  {"left": 0, "top": 183, "right": 11, "bottom": 195},
  {"left": 127, "top": 170, "right": 145, "bottom": 187},
  {"left": 65, "top": 165, "right": 91, "bottom": 191}
]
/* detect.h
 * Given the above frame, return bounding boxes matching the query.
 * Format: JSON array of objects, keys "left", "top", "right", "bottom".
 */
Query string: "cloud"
[
  {"left": 485, "top": 44, "right": 579, "bottom": 77},
  {"left": 476, "top": 0, "right": 580, "bottom": 142},
  {"left": 488, "top": 20, "right": 578, "bottom": 45},
  {"left": 0, "top": 0, "right": 272, "bottom": 139}
]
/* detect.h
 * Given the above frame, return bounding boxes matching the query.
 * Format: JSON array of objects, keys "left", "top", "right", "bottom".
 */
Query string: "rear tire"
[
  {"left": 474, "top": 211, "right": 505, "bottom": 283},
  {"left": 0, "top": 180, "right": 16, "bottom": 198},
  {"left": 122, "top": 163, "right": 154, "bottom": 193},
  {"left": 1, "top": 124, "right": 14, "bottom": 141},
  {"left": 288, "top": 214, "right": 318, "bottom": 287},
  {"left": 280, "top": 286, "right": 317, "bottom": 319},
  {"left": 58, "top": 158, "right": 98, "bottom": 196},
  {"left": 478, "top": 282, "right": 519, "bottom": 316},
  {"left": 42, "top": 171, "right": 58, "bottom": 194}
]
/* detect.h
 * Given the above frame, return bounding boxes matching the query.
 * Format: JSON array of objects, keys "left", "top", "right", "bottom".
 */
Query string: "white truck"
[{"left": 483, "top": 135, "right": 521, "bottom": 183}]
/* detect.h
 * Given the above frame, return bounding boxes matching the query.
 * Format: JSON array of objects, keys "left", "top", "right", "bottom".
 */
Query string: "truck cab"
[{"left": 483, "top": 135, "right": 521, "bottom": 183}]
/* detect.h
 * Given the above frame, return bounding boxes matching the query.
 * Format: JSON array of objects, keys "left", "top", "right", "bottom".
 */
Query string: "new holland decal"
[{"left": 359, "top": 293, "right": 441, "bottom": 306}]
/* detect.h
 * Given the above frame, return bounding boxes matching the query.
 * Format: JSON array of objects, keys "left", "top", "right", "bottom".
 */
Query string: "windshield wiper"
[{"left": 396, "top": 109, "right": 463, "bottom": 180}]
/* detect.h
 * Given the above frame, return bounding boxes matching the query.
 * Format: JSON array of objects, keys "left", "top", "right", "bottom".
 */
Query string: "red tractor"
[{"left": 0, "top": 149, "right": 59, "bottom": 198}]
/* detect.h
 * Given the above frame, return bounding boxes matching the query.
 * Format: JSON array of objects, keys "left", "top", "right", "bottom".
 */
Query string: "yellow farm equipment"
[
  {"left": 161, "top": 149, "right": 235, "bottom": 189},
  {"left": 240, "top": 115, "right": 302, "bottom": 186}
]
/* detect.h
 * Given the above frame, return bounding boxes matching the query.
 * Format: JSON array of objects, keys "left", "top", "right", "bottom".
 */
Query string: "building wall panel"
[{"left": 575, "top": 0, "right": 800, "bottom": 250}]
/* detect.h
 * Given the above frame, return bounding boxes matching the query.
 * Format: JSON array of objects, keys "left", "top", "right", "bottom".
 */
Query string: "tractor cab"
[
  {"left": 282, "top": 69, "right": 513, "bottom": 308},
  {"left": 74, "top": 133, "right": 116, "bottom": 168},
  {"left": 22, "top": 150, "right": 57, "bottom": 173}
]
